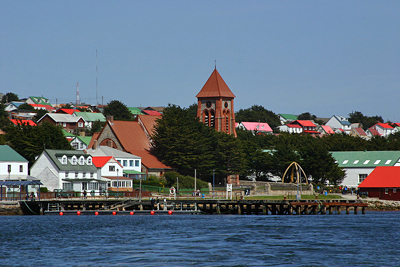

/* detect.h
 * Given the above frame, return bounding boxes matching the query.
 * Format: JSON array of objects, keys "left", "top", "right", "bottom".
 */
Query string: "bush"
[
  {"left": 40, "top": 187, "right": 49, "bottom": 193},
  {"left": 164, "top": 172, "right": 208, "bottom": 189}
]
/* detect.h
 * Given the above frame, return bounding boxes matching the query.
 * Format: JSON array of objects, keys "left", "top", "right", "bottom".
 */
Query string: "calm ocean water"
[{"left": 1, "top": 211, "right": 399, "bottom": 267}]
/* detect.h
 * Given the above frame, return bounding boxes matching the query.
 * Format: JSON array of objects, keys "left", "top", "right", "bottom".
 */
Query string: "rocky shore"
[
  {"left": 365, "top": 199, "right": 400, "bottom": 211},
  {"left": 0, "top": 202, "right": 23, "bottom": 215}
]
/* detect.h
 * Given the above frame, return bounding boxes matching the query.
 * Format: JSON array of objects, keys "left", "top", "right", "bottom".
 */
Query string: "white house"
[
  {"left": 325, "top": 115, "right": 352, "bottom": 133},
  {"left": 368, "top": 123, "right": 396, "bottom": 138},
  {"left": 331, "top": 151, "right": 400, "bottom": 188},
  {"left": 86, "top": 145, "right": 144, "bottom": 179},
  {"left": 70, "top": 136, "right": 92, "bottom": 150},
  {"left": 30, "top": 149, "right": 108, "bottom": 195},
  {"left": 0, "top": 145, "right": 40, "bottom": 198},
  {"left": 92, "top": 156, "right": 133, "bottom": 192}
]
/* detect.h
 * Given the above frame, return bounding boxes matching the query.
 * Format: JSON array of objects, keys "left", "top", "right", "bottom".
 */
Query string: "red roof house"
[
  {"left": 89, "top": 115, "right": 173, "bottom": 177},
  {"left": 10, "top": 119, "right": 37, "bottom": 126},
  {"left": 358, "top": 166, "right": 400, "bottom": 200}
]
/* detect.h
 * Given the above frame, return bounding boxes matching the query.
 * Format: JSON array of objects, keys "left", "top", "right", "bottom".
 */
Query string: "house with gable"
[
  {"left": 37, "top": 113, "right": 86, "bottom": 133},
  {"left": 72, "top": 111, "right": 106, "bottom": 129},
  {"left": 70, "top": 135, "right": 92, "bottom": 150},
  {"left": 358, "top": 167, "right": 400, "bottom": 201},
  {"left": 30, "top": 149, "right": 108, "bottom": 194},
  {"left": 88, "top": 115, "right": 173, "bottom": 177},
  {"left": 325, "top": 115, "right": 352, "bottom": 133},
  {"left": 92, "top": 156, "right": 132, "bottom": 192},
  {"left": 367, "top": 123, "right": 395, "bottom": 138},
  {"left": 349, "top": 128, "right": 369, "bottom": 140},
  {"left": 330, "top": 151, "right": 400, "bottom": 188},
  {"left": 316, "top": 125, "right": 335, "bottom": 136},
  {"left": 86, "top": 145, "right": 143, "bottom": 179},
  {"left": 5, "top": 101, "right": 25, "bottom": 112},
  {"left": 279, "top": 114, "right": 298, "bottom": 125},
  {"left": 236, "top": 122, "right": 273, "bottom": 135},
  {"left": 25, "top": 96, "right": 55, "bottom": 111}
]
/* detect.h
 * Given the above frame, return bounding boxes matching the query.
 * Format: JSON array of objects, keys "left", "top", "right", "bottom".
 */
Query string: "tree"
[
  {"left": 297, "top": 112, "right": 316, "bottom": 120},
  {"left": 4, "top": 121, "right": 71, "bottom": 166},
  {"left": 1, "top": 92, "right": 19, "bottom": 103},
  {"left": 89, "top": 120, "right": 105, "bottom": 135},
  {"left": 18, "top": 103, "right": 35, "bottom": 111},
  {"left": 33, "top": 109, "right": 48, "bottom": 123},
  {"left": 103, "top": 100, "right": 133, "bottom": 121},
  {"left": 235, "top": 105, "right": 280, "bottom": 132},
  {"left": 348, "top": 111, "right": 384, "bottom": 130}
]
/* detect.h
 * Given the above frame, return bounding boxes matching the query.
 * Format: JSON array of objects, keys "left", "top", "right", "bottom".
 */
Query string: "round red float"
[
  {"left": 112, "top": 211, "right": 117, "bottom": 215},
  {"left": 77, "top": 211, "right": 81, "bottom": 215},
  {"left": 59, "top": 211, "right": 63, "bottom": 216},
  {"left": 168, "top": 210, "right": 173, "bottom": 215},
  {"left": 130, "top": 211, "right": 134, "bottom": 215},
  {"left": 95, "top": 211, "right": 99, "bottom": 216},
  {"left": 150, "top": 211, "right": 155, "bottom": 215}
]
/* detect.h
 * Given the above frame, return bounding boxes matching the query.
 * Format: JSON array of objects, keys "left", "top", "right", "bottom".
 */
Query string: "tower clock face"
[
  {"left": 224, "top": 101, "right": 228, "bottom": 108},
  {"left": 206, "top": 101, "right": 212, "bottom": 108}
]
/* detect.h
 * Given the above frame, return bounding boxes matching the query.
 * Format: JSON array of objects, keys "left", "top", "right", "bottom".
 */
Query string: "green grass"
[{"left": 243, "top": 195, "right": 343, "bottom": 201}]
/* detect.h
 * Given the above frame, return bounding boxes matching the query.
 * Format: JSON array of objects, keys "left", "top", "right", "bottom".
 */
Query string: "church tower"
[{"left": 196, "top": 68, "right": 237, "bottom": 136}]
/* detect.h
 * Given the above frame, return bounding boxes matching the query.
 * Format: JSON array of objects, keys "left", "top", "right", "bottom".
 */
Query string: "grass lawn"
[{"left": 243, "top": 195, "right": 343, "bottom": 201}]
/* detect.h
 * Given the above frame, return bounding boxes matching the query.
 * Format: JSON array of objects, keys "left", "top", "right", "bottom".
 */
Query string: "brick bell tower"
[{"left": 196, "top": 68, "right": 237, "bottom": 136}]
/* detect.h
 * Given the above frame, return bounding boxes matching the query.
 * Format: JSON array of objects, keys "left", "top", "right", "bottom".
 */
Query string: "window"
[
  {"left": 63, "top": 183, "right": 73, "bottom": 191},
  {"left": 62, "top": 155, "right": 68, "bottom": 165},
  {"left": 359, "top": 174, "right": 368, "bottom": 184},
  {"left": 112, "top": 181, "right": 132, "bottom": 188},
  {"left": 394, "top": 188, "right": 397, "bottom": 194},
  {"left": 342, "top": 160, "right": 349, "bottom": 164},
  {"left": 353, "top": 160, "right": 359, "bottom": 164},
  {"left": 135, "top": 160, "right": 139, "bottom": 167},
  {"left": 363, "top": 160, "right": 370, "bottom": 165},
  {"left": 123, "top": 160, "right": 127, "bottom": 167},
  {"left": 374, "top": 160, "right": 381, "bottom": 165},
  {"left": 65, "top": 172, "right": 69, "bottom": 178},
  {"left": 87, "top": 157, "right": 92, "bottom": 165},
  {"left": 385, "top": 188, "right": 389, "bottom": 194},
  {"left": 385, "top": 160, "right": 392, "bottom": 165},
  {"left": 71, "top": 156, "right": 78, "bottom": 165},
  {"left": 75, "top": 172, "right": 79, "bottom": 178},
  {"left": 129, "top": 160, "right": 134, "bottom": 167},
  {"left": 90, "top": 173, "right": 94, "bottom": 178},
  {"left": 80, "top": 143, "right": 83, "bottom": 149},
  {"left": 78, "top": 122, "right": 83, "bottom": 128},
  {"left": 79, "top": 156, "right": 85, "bottom": 165},
  {"left": 88, "top": 182, "right": 99, "bottom": 190},
  {"left": 109, "top": 165, "right": 115, "bottom": 172},
  {"left": 83, "top": 172, "right": 86, "bottom": 178},
  {"left": 19, "top": 165, "right": 23, "bottom": 173},
  {"left": 63, "top": 123, "right": 66, "bottom": 127},
  {"left": 72, "top": 142, "right": 78, "bottom": 149}
]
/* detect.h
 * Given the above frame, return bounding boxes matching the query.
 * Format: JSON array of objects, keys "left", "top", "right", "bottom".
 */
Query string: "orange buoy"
[
  {"left": 95, "top": 211, "right": 99, "bottom": 215},
  {"left": 59, "top": 211, "right": 63, "bottom": 216},
  {"left": 112, "top": 211, "right": 117, "bottom": 215},
  {"left": 77, "top": 211, "right": 81, "bottom": 215},
  {"left": 130, "top": 211, "right": 134, "bottom": 215},
  {"left": 168, "top": 210, "right": 173, "bottom": 215},
  {"left": 150, "top": 210, "right": 155, "bottom": 215}
]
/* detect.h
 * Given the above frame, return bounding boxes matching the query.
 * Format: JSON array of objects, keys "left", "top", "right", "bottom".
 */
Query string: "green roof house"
[
  {"left": 279, "top": 114, "right": 298, "bottom": 125},
  {"left": 330, "top": 151, "right": 400, "bottom": 188},
  {"left": 0, "top": 145, "right": 29, "bottom": 180},
  {"left": 30, "top": 149, "right": 108, "bottom": 193},
  {"left": 70, "top": 136, "right": 92, "bottom": 150},
  {"left": 73, "top": 112, "right": 106, "bottom": 129}
]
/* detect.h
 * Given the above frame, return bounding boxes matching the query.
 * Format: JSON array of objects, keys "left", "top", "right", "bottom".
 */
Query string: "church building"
[{"left": 196, "top": 68, "right": 237, "bottom": 136}]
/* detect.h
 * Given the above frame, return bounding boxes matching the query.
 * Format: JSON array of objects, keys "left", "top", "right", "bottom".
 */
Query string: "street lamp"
[
  {"left": 117, "top": 169, "right": 119, "bottom": 198},
  {"left": 212, "top": 169, "right": 215, "bottom": 199}
]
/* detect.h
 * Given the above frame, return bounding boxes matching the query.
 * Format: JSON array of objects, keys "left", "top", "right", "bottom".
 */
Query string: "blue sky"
[{"left": 1, "top": 1, "right": 399, "bottom": 122}]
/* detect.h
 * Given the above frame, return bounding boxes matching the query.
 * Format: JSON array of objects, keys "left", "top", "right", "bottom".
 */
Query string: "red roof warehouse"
[{"left": 358, "top": 167, "right": 400, "bottom": 200}]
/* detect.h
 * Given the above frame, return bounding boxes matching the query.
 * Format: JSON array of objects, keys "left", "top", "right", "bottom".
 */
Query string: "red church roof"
[
  {"left": 358, "top": 167, "right": 400, "bottom": 188},
  {"left": 196, "top": 69, "right": 235, "bottom": 98}
]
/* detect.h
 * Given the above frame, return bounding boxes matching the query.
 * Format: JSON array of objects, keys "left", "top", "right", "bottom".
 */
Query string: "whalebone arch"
[{"left": 281, "top": 162, "right": 308, "bottom": 184}]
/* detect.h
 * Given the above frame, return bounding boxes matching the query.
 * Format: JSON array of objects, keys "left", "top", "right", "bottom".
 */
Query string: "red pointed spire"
[{"left": 196, "top": 69, "right": 236, "bottom": 98}]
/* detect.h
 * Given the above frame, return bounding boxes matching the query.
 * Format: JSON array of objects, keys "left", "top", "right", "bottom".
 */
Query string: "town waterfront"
[{"left": 1, "top": 211, "right": 399, "bottom": 266}]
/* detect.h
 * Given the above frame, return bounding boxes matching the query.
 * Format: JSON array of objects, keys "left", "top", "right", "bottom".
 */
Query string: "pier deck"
[{"left": 19, "top": 198, "right": 368, "bottom": 215}]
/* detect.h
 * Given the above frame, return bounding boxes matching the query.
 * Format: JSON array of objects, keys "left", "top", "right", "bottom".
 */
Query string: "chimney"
[
  {"left": 79, "top": 131, "right": 85, "bottom": 137},
  {"left": 106, "top": 116, "right": 114, "bottom": 123},
  {"left": 93, "top": 140, "right": 97, "bottom": 150}
]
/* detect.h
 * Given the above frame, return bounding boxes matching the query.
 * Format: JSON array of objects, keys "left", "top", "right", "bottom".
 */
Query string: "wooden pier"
[{"left": 19, "top": 198, "right": 368, "bottom": 215}]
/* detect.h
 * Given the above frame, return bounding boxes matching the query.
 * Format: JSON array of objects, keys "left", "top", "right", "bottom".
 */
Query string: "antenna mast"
[
  {"left": 76, "top": 82, "right": 80, "bottom": 107},
  {"left": 96, "top": 49, "right": 98, "bottom": 105}
]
